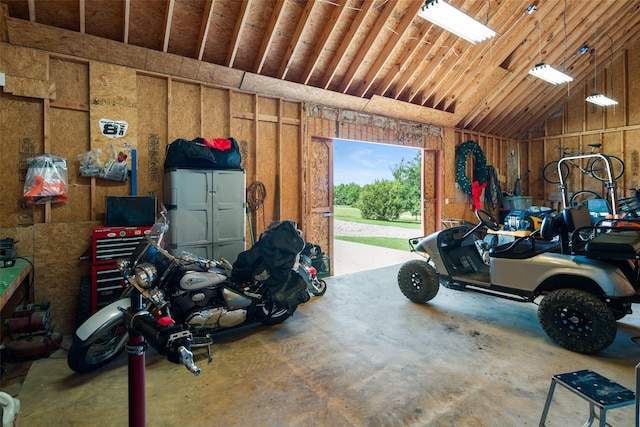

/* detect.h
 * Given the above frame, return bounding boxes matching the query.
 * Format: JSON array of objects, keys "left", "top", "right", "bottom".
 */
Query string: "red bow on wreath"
[{"left": 471, "top": 181, "right": 487, "bottom": 210}]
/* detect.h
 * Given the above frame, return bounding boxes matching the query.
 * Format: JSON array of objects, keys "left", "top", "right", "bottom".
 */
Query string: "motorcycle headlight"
[
  {"left": 116, "top": 258, "right": 130, "bottom": 273},
  {"left": 134, "top": 263, "right": 157, "bottom": 289}
]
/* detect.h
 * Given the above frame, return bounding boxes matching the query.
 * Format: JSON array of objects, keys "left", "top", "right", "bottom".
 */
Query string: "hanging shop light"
[
  {"left": 528, "top": 63, "right": 574, "bottom": 85},
  {"left": 585, "top": 35, "right": 618, "bottom": 107},
  {"left": 417, "top": 0, "right": 497, "bottom": 45},
  {"left": 586, "top": 93, "right": 618, "bottom": 106},
  {"left": 528, "top": 2, "right": 573, "bottom": 85}
]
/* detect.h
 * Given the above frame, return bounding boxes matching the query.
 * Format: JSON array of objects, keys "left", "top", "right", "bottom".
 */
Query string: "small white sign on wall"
[{"left": 99, "top": 118, "right": 128, "bottom": 139}]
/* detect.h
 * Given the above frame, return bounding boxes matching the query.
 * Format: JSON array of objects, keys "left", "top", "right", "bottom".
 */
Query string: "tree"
[
  {"left": 392, "top": 152, "right": 421, "bottom": 218},
  {"left": 355, "top": 179, "right": 403, "bottom": 220},
  {"left": 334, "top": 182, "right": 361, "bottom": 205}
]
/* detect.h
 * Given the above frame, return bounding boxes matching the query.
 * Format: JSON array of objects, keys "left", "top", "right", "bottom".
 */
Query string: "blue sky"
[{"left": 333, "top": 139, "right": 420, "bottom": 186}]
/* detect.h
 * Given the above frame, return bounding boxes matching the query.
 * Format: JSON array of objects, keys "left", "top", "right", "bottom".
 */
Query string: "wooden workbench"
[{"left": 0, "top": 257, "right": 33, "bottom": 310}]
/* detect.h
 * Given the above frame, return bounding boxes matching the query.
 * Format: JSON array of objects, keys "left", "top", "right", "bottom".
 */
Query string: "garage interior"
[{"left": 2, "top": 0, "right": 640, "bottom": 425}]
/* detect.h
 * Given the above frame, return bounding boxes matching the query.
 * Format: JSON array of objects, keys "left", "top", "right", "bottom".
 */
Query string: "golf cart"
[
  {"left": 400, "top": 153, "right": 640, "bottom": 355},
  {"left": 397, "top": 206, "right": 640, "bottom": 353}
]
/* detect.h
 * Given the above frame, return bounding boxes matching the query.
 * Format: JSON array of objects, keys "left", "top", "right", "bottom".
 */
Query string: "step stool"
[{"left": 539, "top": 369, "right": 635, "bottom": 427}]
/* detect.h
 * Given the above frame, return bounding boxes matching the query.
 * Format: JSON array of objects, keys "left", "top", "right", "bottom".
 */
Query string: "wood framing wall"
[
  {"left": 519, "top": 37, "right": 640, "bottom": 206},
  {"left": 0, "top": 40, "right": 510, "bottom": 334},
  {"left": 0, "top": 44, "right": 304, "bottom": 333}
]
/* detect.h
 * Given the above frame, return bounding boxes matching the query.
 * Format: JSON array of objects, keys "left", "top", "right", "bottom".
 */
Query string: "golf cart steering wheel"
[
  {"left": 476, "top": 209, "right": 500, "bottom": 231},
  {"left": 461, "top": 209, "right": 501, "bottom": 240}
]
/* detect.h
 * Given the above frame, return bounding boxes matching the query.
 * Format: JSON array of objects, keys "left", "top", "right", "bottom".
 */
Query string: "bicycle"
[{"left": 542, "top": 143, "right": 625, "bottom": 184}]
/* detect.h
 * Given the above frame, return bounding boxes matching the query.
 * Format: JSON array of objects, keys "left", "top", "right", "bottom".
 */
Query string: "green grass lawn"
[
  {"left": 334, "top": 205, "right": 420, "bottom": 229},
  {"left": 334, "top": 205, "right": 420, "bottom": 251}
]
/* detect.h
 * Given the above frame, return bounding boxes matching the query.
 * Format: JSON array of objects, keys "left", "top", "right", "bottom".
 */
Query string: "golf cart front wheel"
[
  {"left": 538, "top": 288, "right": 617, "bottom": 354},
  {"left": 397, "top": 260, "right": 439, "bottom": 303}
]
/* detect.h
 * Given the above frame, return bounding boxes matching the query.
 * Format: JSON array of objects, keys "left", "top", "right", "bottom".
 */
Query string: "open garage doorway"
[{"left": 331, "top": 139, "right": 436, "bottom": 276}]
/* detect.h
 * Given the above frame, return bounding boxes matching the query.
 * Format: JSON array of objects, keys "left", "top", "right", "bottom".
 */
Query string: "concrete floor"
[{"left": 13, "top": 244, "right": 640, "bottom": 426}]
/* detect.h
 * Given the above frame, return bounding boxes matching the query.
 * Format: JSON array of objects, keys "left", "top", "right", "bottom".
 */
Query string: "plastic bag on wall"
[
  {"left": 99, "top": 143, "right": 128, "bottom": 181},
  {"left": 23, "top": 154, "right": 68, "bottom": 204},
  {"left": 77, "top": 148, "right": 103, "bottom": 177}
]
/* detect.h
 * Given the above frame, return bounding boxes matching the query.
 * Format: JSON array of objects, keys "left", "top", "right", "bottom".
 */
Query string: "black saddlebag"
[{"left": 271, "top": 267, "right": 310, "bottom": 312}]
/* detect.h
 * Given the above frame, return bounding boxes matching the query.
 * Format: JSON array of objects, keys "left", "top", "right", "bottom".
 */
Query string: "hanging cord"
[
  {"left": 246, "top": 181, "right": 267, "bottom": 243},
  {"left": 484, "top": 166, "right": 504, "bottom": 210}
]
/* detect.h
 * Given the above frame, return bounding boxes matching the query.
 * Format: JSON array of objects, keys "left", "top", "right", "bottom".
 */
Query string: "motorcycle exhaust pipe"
[{"left": 122, "top": 308, "right": 200, "bottom": 376}]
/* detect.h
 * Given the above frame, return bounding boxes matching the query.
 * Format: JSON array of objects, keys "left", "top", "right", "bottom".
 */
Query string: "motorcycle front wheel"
[{"left": 67, "top": 315, "right": 129, "bottom": 374}]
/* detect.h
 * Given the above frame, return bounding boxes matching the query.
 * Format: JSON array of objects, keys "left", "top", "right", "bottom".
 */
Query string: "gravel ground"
[{"left": 333, "top": 219, "right": 420, "bottom": 239}]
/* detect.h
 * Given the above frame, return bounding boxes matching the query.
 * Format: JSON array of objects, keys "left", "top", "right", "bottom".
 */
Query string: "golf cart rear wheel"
[
  {"left": 397, "top": 260, "right": 439, "bottom": 303},
  {"left": 538, "top": 288, "right": 617, "bottom": 354}
]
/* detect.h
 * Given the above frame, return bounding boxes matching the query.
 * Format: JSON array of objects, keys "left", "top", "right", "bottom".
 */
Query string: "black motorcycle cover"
[{"left": 232, "top": 220, "right": 306, "bottom": 307}]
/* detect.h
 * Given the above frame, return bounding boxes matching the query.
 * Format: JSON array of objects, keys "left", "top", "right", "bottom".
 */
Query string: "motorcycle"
[
  {"left": 298, "top": 245, "right": 327, "bottom": 296},
  {"left": 68, "top": 211, "right": 310, "bottom": 374}
]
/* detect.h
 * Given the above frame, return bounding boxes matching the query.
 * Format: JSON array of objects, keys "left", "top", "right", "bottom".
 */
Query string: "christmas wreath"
[{"left": 455, "top": 141, "right": 487, "bottom": 196}]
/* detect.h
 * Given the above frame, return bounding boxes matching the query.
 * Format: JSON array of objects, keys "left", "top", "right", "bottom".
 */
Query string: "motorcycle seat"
[{"left": 585, "top": 231, "right": 640, "bottom": 260}]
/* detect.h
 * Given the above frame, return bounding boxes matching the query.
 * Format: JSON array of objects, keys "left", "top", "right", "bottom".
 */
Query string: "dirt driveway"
[{"left": 332, "top": 219, "right": 419, "bottom": 276}]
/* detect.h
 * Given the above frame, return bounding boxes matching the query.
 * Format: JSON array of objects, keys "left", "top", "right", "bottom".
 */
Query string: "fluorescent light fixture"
[
  {"left": 528, "top": 63, "right": 573, "bottom": 85},
  {"left": 586, "top": 93, "right": 618, "bottom": 106},
  {"left": 418, "top": 0, "right": 497, "bottom": 45}
]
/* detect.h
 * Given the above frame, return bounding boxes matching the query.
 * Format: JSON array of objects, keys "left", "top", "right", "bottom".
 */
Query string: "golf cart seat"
[
  {"left": 488, "top": 215, "right": 561, "bottom": 259},
  {"left": 585, "top": 231, "right": 640, "bottom": 260},
  {"left": 562, "top": 205, "right": 594, "bottom": 254}
]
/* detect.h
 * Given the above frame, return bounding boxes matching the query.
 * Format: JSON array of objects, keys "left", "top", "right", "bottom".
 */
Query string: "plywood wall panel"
[
  {"left": 50, "top": 108, "right": 91, "bottom": 222},
  {"left": 258, "top": 96, "right": 278, "bottom": 117},
  {"left": 606, "top": 58, "right": 626, "bottom": 128},
  {"left": 281, "top": 123, "right": 302, "bottom": 222},
  {"left": 89, "top": 62, "right": 138, "bottom": 160},
  {"left": 0, "top": 94, "right": 44, "bottom": 227},
  {"left": 232, "top": 119, "right": 255, "bottom": 176},
  {"left": 256, "top": 121, "right": 277, "bottom": 229},
  {"left": 628, "top": 44, "right": 640, "bottom": 125},
  {"left": 0, "top": 42, "right": 49, "bottom": 80},
  {"left": 547, "top": 112, "right": 563, "bottom": 136},
  {"left": 528, "top": 140, "right": 545, "bottom": 203},
  {"left": 50, "top": 57, "right": 89, "bottom": 104},
  {"left": 168, "top": 81, "right": 200, "bottom": 142},
  {"left": 202, "top": 87, "right": 230, "bottom": 138},
  {"left": 136, "top": 74, "right": 168, "bottom": 197},
  {"left": 34, "top": 222, "right": 94, "bottom": 334},
  {"left": 625, "top": 130, "right": 640, "bottom": 189},
  {"left": 566, "top": 87, "right": 585, "bottom": 134}
]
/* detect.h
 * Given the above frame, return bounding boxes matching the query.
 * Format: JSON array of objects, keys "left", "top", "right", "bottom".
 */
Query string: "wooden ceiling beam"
[
  {"left": 27, "top": 0, "right": 35, "bottom": 21},
  {"left": 277, "top": 0, "right": 316, "bottom": 79},
  {"left": 499, "top": 11, "right": 640, "bottom": 138},
  {"left": 299, "top": 0, "right": 347, "bottom": 85},
  {"left": 384, "top": 25, "right": 447, "bottom": 100},
  {"left": 450, "top": 0, "right": 568, "bottom": 126},
  {"left": 472, "top": 0, "right": 626, "bottom": 135},
  {"left": 370, "top": 16, "right": 431, "bottom": 98},
  {"left": 123, "top": 0, "right": 130, "bottom": 44},
  {"left": 318, "top": 0, "right": 375, "bottom": 90},
  {"left": 79, "top": 0, "right": 85, "bottom": 34},
  {"left": 460, "top": 0, "right": 589, "bottom": 130},
  {"left": 400, "top": 1, "right": 485, "bottom": 104},
  {"left": 226, "top": 0, "right": 251, "bottom": 68},
  {"left": 337, "top": 0, "right": 397, "bottom": 94},
  {"left": 426, "top": 0, "right": 530, "bottom": 110},
  {"left": 196, "top": 0, "right": 214, "bottom": 61},
  {"left": 253, "top": 0, "right": 286, "bottom": 74},
  {"left": 162, "top": 0, "right": 175, "bottom": 52},
  {"left": 352, "top": 1, "right": 423, "bottom": 98}
]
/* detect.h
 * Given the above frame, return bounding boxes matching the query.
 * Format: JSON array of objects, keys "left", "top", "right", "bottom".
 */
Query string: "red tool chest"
[{"left": 89, "top": 226, "right": 151, "bottom": 312}]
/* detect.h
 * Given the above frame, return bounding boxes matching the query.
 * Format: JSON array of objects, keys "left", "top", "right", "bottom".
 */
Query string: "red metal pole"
[{"left": 128, "top": 332, "right": 145, "bottom": 427}]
